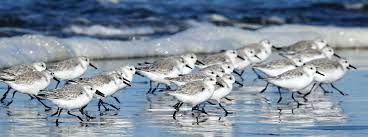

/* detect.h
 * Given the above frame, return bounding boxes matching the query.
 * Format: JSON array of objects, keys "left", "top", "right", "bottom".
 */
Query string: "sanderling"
[
  {"left": 260, "top": 64, "right": 325, "bottom": 105},
  {"left": 179, "top": 53, "right": 198, "bottom": 74},
  {"left": 196, "top": 50, "right": 244, "bottom": 68},
  {"left": 306, "top": 58, "right": 356, "bottom": 96},
  {"left": 47, "top": 56, "right": 98, "bottom": 88},
  {"left": 198, "top": 62, "right": 234, "bottom": 76},
  {"left": 165, "top": 69, "right": 221, "bottom": 86},
  {"left": 252, "top": 57, "right": 305, "bottom": 77},
  {"left": 241, "top": 40, "right": 275, "bottom": 64},
  {"left": 0, "top": 62, "right": 46, "bottom": 80},
  {"left": 165, "top": 76, "right": 223, "bottom": 124},
  {"left": 1, "top": 70, "right": 53, "bottom": 110},
  {"left": 37, "top": 83, "right": 102, "bottom": 125},
  {"left": 280, "top": 46, "right": 340, "bottom": 63},
  {"left": 209, "top": 74, "right": 240, "bottom": 116},
  {"left": 274, "top": 38, "right": 328, "bottom": 54},
  {"left": 72, "top": 72, "right": 129, "bottom": 111},
  {"left": 136, "top": 57, "right": 190, "bottom": 94}
]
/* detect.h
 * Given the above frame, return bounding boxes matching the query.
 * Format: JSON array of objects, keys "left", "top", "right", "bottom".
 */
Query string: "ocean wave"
[{"left": 0, "top": 23, "right": 367, "bottom": 67}]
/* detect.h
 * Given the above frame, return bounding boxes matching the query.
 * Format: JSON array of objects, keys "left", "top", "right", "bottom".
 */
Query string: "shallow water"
[{"left": 0, "top": 49, "right": 367, "bottom": 136}]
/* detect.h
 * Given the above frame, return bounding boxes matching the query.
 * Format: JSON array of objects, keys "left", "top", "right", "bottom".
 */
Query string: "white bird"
[
  {"left": 47, "top": 56, "right": 98, "bottom": 88},
  {"left": 2, "top": 70, "right": 54, "bottom": 110},
  {"left": 37, "top": 83, "right": 102, "bottom": 125},
  {"left": 306, "top": 58, "right": 356, "bottom": 96},
  {"left": 253, "top": 57, "right": 305, "bottom": 77},
  {"left": 260, "top": 64, "right": 325, "bottom": 105},
  {"left": 274, "top": 38, "right": 328, "bottom": 54},
  {"left": 196, "top": 50, "right": 245, "bottom": 68},
  {"left": 165, "top": 76, "right": 223, "bottom": 124},
  {"left": 209, "top": 74, "right": 239, "bottom": 116}
]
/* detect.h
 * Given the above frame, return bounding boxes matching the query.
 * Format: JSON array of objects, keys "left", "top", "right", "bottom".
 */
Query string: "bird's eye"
[
  {"left": 310, "top": 67, "right": 313, "bottom": 70},
  {"left": 299, "top": 60, "right": 302, "bottom": 62},
  {"left": 229, "top": 77, "right": 233, "bottom": 80},
  {"left": 232, "top": 51, "right": 236, "bottom": 54},
  {"left": 210, "top": 78, "right": 214, "bottom": 81},
  {"left": 90, "top": 88, "right": 93, "bottom": 90},
  {"left": 221, "top": 70, "right": 225, "bottom": 73},
  {"left": 329, "top": 50, "right": 332, "bottom": 52},
  {"left": 227, "top": 66, "right": 230, "bottom": 69},
  {"left": 211, "top": 72, "right": 214, "bottom": 74},
  {"left": 250, "top": 51, "right": 253, "bottom": 53},
  {"left": 345, "top": 61, "right": 348, "bottom": 63},
  {"left": 190, "top": 56, "right": 194, "bottom": 59},
  {"left": 130, "top": 68, "right": 133, "bottom": 71}
]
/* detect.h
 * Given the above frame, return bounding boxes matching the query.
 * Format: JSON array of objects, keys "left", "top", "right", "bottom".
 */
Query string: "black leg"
[
  {"left": 260, "top": 83, "right": 269, "bottom": 93},
  {"left": 319, "top": 83, "right": 333, "bottom": 94},
  {"left": 111, "top": 95, "right": 121, "bottom": 104},
  {"left": 80, "top": 105, "right": 95, "bottom": 120},
  {"left": 252, "top": 68, "right": 262, "bottom": 79},
  {"left": 146, "top": 80, "right": 153, "bottom": 94},
  {"left": 292, "top": 92, "right": 303, "bottom": 107},
  {"left": 150, "top": 83, "right": 161, "bottom": 94},
  {"left": 233, "top": 70, "right": 245, "bottom": 82},
  {"left": 173, "top": 101, "right": 181, "bottom": 110},
  {"left": 101, "top": 101, "right": 120, "bottom": 110},
  {"left": 172, "top": 102, "right": 183, "bottom": 120},
  {"left": 5, "top": 91, "right": 17, "bottom": 106},
  {"left": 0, "top": 86, "right": 11, "bottom": 103},
  {"left": 277, "top": 87, "right": 282, "bottom": 103},
  {"left": 67, "top": 111, "right": 83, "bottom": 122},
  {"left": 55, "top": 108, "right": 63, "bottom": 126},
  {"left": 303, "top": 83, "right": 316, "bottom": 102},
  {"left": 331, "top": 83, "right": 348, "bottom": 96},
  {"left": 224, "top": 97, "right": 234, "bottom": 101},
  {"left": 51, "top": 108, "right": 60, "bottom": 116},
  {"left": 196, "top": 116, "right": 199, "bottom": 125},
  {"left": 98, "top": 99, "right": 109, "bottom": 111},
  {"left": 219, "top": 103, "right": 233, "bottom": 116},
  {"left": 35, "top": 96, "right": 51, "bottom": 111},
  {"left": 53, "top": 78, "right": 61, "bottom": 89},
  {"left": 98, "top": 100, "right": 102, "bottom": 111}
]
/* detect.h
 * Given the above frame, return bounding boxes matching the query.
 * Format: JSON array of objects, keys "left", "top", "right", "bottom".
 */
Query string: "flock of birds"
[{"left": 0, "top": 38, "right": 356, "bottom": 125}]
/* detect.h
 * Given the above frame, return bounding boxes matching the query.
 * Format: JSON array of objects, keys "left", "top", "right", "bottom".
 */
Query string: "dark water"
[
  {"left": 0, "top": 49, "right": 367, "bottom": 136},
  {"left": 1, "top": 0, "right": 368, "bottom": 39}
]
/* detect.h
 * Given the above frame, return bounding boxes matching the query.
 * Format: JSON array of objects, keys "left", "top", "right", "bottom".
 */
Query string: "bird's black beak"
[
  {"left": 123, "top": 81, "right": 132, "bottom": 87},
  {"left": 89, "top": 63, "right": 98, "bottom": 69},
  {"left": 348, "top": 64, "right": 357, "bottom": 69},
  {"left": 216, "top": 82, "right": 224, "bottom": 87},
  {"left": 333, "top": 53, "right": 341, "bottom": 58},
  {"left": 235, "top": 81, "right": 243, "bottom": 87},
  {"left": 123, "top": 77, "right": 131, "bottom": 83},
  {"left": 316, "top": 71, "right": 325, "bottom": 76},
  {"left": 195, "top": 60, "right": 205, "bottom": 65},
  {"left": 237, "top": 55, "right": 246, "bottom": 60},
  {"left": 95, "top": 90, "right": 105, "bottom": 97},
  {"left": 272, "top": 46, "right": 281, "bottom": 50},
  {"left": 254, "top": 55, "right": 262, "bottom": 60},
  {"left": 185, "top": 64, "right": 193, "bottom": 69}
]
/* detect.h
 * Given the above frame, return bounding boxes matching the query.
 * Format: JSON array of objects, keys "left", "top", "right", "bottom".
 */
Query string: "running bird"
[
  {"left": 37, "top": 83, "right": 103, "bottom": 125},
  {"left": 199, "top": 62, "right": 234, "bottom": 76},
  {"left": 209, "top": 74, "right": 239, "bottom": 116},
  {"left": 306, "top": 58, "right": 356, "bottom": 96},
  {"left": 47, "top": 56, "right": 98, "bottom": 88},
  {"left": 136, "top": 57, "right": 190, "bottom": 94},
  {"left": 165, "top": 77, "right": 223, "bottom": 124},
  {"left": 0, "top": 62, "right": 46, "bottom": 80},
  {"left": 1, "top": 70, "right": 54, "bottom": 110},
  {"left": 233, "top": 48, "right": 258, "bottom": 79},
  {"left": 165, "top": 69, "right": 221, "bottom": 86},
  {"left": 71, "top": 72, "right": 129, "bottom": 111},
  {"left": 280, "top": 46, "right": 340, "bottom": 63},
  {"left": 253, "top": 57, "right": 305, "bottom": 77},
  {"left": 240, "top": 39, "right": 275, "bottom": 64},
  {"left": 260, "top": 64, "right": 325, "bottom": 105},
  {"left": 196, "top": 50, "right": 244, "bottom": 68},
  {"left": 274, "top": 38, "right": 328, "bottom": 54}
]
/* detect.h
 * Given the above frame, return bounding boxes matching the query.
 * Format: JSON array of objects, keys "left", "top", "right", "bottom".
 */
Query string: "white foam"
[
  {"left": 63, "top": 25, "right": 155, "bottom": 36},
  {"left": 0, "top": 23, "right": 367, "bottom": 67}
]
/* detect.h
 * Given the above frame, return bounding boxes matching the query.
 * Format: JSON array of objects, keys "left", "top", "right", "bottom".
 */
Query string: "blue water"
[
  {"left": 0, "top": 50, "right": 367, "bottom": 136},
  {"left": 0, "top": 0, "right": 368, "bottom": 39}
]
